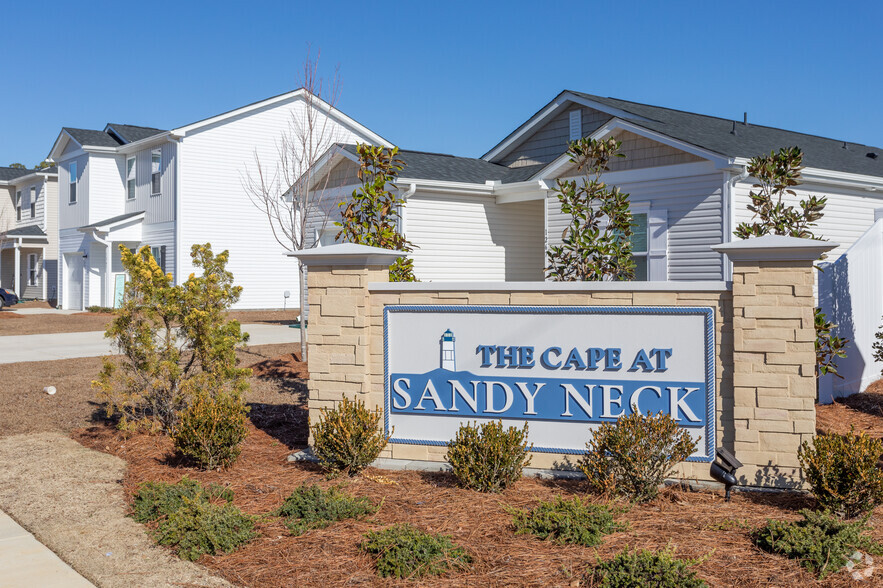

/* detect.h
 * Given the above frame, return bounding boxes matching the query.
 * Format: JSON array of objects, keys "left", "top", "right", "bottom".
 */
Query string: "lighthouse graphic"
[{"left": 440, "top": 329, "right": 456, "bottom": 371}]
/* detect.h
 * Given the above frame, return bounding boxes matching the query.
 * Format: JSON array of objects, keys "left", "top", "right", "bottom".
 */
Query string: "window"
[
  {"left": 30, "top": 187, "right": 36, "bottom": 218},
  {"left": 27, "top": 254, "right": 37, "bottom": 286},
  {"left": 630, "top": 213, "right": 648, "bottom": 281},
  {"left": 69, "top": 162, "right": 77, "bottom": 203},
  {"left": 150, "top": 245, "right": 166, "bottom": 273},
  {"left": 126, "top": 157, "right": 136, "bottom": 200},
  {"left": 15, "top": 191, "right": 21, "bottom": 221},
  {"left": 151, "top": 148, "right": 161, "bottom": 195}
]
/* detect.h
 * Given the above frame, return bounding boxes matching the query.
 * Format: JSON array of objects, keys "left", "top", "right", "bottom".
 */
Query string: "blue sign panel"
[{"left": 384, "top": 305, "right": 716, "bottom": 462}]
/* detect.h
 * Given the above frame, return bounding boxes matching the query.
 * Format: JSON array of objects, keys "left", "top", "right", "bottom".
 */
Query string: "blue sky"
[{"left": 1, "top": 1, "right": 880, "bottom": 167}]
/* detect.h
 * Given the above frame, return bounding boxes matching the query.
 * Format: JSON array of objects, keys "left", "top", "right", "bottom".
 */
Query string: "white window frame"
[
  {"left": 631, "top": 210, "right": 649, "bottom": 281},
  {"left": 126, "top": 157, "right": 136, "bottom": 200},
  {"left": 629, "top": 204, "right": 668, "bottom": 282},
  {"left": 15, "top": 190, "right": 21, "bottom": 221},
  {"left": 27, "top": 254, "right": 38, "bottom": 286},
  {"left": 150, "top": 148, "right": 161, "bottom": 195},
  {"left": 29, "top": 186, "right": 36, "bottom": 218},
  {"left": 69, "top": 162, "right": 77, "bottom": 203}
]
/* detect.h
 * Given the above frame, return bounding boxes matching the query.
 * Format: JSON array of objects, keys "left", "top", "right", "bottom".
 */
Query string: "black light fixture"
[{"left": 710, "top": 446, "right": 742, "bottom": 502}]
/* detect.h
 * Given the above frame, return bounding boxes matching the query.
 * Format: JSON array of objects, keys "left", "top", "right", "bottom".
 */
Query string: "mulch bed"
[
  {"left": 70, "top": 373, "right": 883, "bottom": 586},
  {"left": 816, "top": 380, "right": 883, "bottom": 438}
]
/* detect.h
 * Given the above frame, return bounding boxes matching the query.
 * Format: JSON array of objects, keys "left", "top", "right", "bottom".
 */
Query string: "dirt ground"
[
  {"left": 0, "top": 432, "right": 234, "bottom": 588},
  {"left": 0, "top": 307, "right": 300, "bottom": 336},
  {"left": 816, "top": 379, "right": 883, "bottom": 437},
  {"left": 0, "top": 343, "right": 306, "bottom": 437}
]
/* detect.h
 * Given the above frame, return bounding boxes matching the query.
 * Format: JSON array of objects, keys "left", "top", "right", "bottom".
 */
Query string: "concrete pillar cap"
[
  {"left": 713, "top": 235, "right": 838, "bottom": 262},
  {"left": 288, "top": 243, "right": 405, "bottom": 267}
]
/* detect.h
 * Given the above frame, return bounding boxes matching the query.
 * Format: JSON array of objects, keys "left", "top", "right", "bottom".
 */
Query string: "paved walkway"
[
  {"left": 0, "top": 323, "right": 301, "bottom": 364},
  {"left": 0, "top": 510, "right": 95, "bottom": 588}
]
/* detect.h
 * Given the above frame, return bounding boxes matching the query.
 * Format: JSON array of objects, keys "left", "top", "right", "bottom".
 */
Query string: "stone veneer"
[{"left": 295, "top": 236, "right": 835, "bottom": 488}]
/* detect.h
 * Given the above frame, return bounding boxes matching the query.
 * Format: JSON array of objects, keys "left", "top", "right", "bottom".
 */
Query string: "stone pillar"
[
  {"left": 714, "top": 235, "right": 837, "bottom": 488},
  {"left": 290, "top": 244, "right": 403, "bottom": 434}
]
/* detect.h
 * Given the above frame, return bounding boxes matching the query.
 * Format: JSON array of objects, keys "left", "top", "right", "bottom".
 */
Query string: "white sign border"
[{"left": 383, "top": 305, "right": 716, "bottom": 463}]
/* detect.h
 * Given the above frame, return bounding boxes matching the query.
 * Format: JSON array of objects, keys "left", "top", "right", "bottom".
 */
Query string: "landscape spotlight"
[{"left": 710, "top": 446, "right": 743, "bottom": 502}]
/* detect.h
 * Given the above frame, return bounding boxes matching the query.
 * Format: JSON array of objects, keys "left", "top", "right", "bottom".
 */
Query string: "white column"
[
  {"left": 105, "top": 242, "right": 112, "bottom": 307},
  {"left": 41, "top": 246, "right": 47, "bottom": 301},
  {"left": 13, "top": 242, "right": 21, "bottom": 298}
]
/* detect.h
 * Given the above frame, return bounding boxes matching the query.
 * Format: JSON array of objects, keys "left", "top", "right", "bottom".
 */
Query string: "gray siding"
[
  {"left": 547, "top": 168, "right": 726, "bottom": 281},
  {"left": 124, "top": 141, "right": 177, "bottom": 224},
  {"left": 58, "top": 154, "right": 89, "bottom": 229},
  {"left": 607, "top": 131, "right": 705, "bottom": 171},
  {"left": 499, "top": 107, "right": 612, "bottom": 168}
]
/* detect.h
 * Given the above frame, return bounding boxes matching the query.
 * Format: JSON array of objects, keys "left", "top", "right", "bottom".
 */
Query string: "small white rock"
[
  {"left": 852, "top": 551, "right": 864, "bottom": 561},
  {"left": 43, "top": 386, "right": 56, "bottom": 395}
]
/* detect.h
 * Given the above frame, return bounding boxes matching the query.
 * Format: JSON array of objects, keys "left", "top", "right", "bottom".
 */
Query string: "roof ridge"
[{"left": 570, "top": 90, "right": 882, "bottom": 150}]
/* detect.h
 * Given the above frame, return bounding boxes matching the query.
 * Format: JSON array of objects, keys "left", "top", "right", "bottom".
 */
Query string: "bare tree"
[{"left": 242, "top": 51, "right": 346, "bottom": 362}]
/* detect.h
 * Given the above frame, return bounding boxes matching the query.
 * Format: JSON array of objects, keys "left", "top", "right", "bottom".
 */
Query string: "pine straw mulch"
[
  {"left": 816, "top": 379, "right": 883, "bottom": 438},
  {"left": 71, "top": 420, "right": 882, "bottom": 588}
]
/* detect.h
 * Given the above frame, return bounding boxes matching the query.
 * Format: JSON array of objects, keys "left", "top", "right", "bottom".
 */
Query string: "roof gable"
[{"left": 484, "top": 90, "right": 883, "bottom": 179}]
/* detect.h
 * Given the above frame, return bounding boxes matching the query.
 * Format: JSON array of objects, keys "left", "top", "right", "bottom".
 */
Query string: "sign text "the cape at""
[{"left": 383, "top": 306, "right": 716, "bottom": 462}]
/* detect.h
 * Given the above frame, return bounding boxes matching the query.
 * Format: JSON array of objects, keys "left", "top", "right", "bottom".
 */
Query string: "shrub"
[
  {"left": 154, "top": 497, "right": 256, "bottom": 561},
  {"left": 508, "top": 496, "right": 624, "bottom": 546},
  {"left": 311, "top": 396, "right": 390, "bottom": 476},
  {"left": 446, "top": 420, "right": 532, "bottom": 492},
  {"left": 360, "top": 524, "right": 471, "bottom": 578},
  {"left": 590, "top": 546, "right": 708, "bottom": 588},
  {"left": 171, "top": 388, "right": 249, "bottom": 470},
  {"left": 274, "top": 484, "right": 377, "bottom": 535},
  {"left": 94, "top": 244, "right": 250, "bottom": 433},
  {"left": 131, "top": 477, "right": 233, "bottom": 523},
  {"left": 798, "top": 430, "right": 883, "bottom": 518},
  {"left": 755, "top": 509, "right": 883, "bottom": 578},
  {"left": 578, "top": 411, "right": 696, "bottom": 503}
]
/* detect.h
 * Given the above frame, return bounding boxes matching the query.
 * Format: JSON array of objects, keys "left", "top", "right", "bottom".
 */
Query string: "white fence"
[{"left": 819, "top": 216, "right": 883, "bottom": 403}]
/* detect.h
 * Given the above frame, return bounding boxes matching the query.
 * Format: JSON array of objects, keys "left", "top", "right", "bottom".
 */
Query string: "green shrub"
[
  {"left": 446, "top": 420, "right": 532, "bottom": 492},
  {"left": 798, "top": 430, "right": 883, "bottom": 518},
  {"left": 311, "top": 396, "right": 389, "bottom": 476},
  {"left": 154, "top": 497, "right": 256, "bottom": 561},
  {"left": 131, "top": 477, "right": 233, "bottom": 523},
  {"left": 171, "top": 389, "right": 249, "bottom": 470},
  {"left": 755, "top": 509, "right": 882, "bottom": 578},
  {"left": 590, "top": 546, "right": 708, "bottom": 587},
  {"left": 509, "top": 496, "right": 624, "bottom": 546},
  {"left": 578, "top": 411, "right": 696, "bottom": 503},
  {"left": 274, "top": 484, "right": 378, "bottom": 535},
  {"left": 86, "top": 306, "right": 114, "bottom": 313},
  {"left": 360, "top": 523, "right": 471, "bottom": 578}
]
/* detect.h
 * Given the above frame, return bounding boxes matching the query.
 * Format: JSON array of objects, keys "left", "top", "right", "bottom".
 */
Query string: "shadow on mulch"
[
  {"left": 817, "top": 381, "right": 883, "bottom": 438},
  {"left": 247, "top": 403, "right": 307, "bottom": 449}
]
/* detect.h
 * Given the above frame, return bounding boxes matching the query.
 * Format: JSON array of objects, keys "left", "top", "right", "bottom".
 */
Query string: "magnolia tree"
[
  {"left": 546, "top": 137, "right": 635, "bottom": 281},
  {"left": 336, "top": 144, "right": 417, "bottom": 282},
  {"left": 242, "top": 52, "right": 345, "bottom": 361},
  {"left": 733, "top": 147, "right": 848, "bottom": 377},
  {"left": 94, "top": 244, "right": 250, "bottom": 433}
]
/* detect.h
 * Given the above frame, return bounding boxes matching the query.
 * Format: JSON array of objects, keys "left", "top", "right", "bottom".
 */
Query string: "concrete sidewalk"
[
  {"left": 0, "top": 510, "right": 94, "bottom": 588},
  {"left": 0, "top": 323, "right": 301, "bottom": 364}
]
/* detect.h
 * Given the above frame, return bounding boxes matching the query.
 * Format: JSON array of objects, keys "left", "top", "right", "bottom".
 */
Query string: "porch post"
[
  {"left": 105, "top": 242, "right": 112, "bottom": 308},
  {"left": 13, "top": 241, "right": 21, "bottom": 298},
  {"left": 41, "top": 246, "right": 47, "bottom": 300}
]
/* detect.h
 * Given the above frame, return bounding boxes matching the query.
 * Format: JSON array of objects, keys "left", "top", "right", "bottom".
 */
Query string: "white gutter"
[{"left": 723, "top": 165, "right": 749, "bottom": 280}]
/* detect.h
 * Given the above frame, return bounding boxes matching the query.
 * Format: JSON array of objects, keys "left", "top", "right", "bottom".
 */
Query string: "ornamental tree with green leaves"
[
  {"left": 545, "top": 137, "right": 636, "bottom": 281},
  {"left": 873, "top": 319, "right": 883, "bottom": 375},
  {"left": 94, "top": 243, "right": 251, "bottom": 432},
  {"left": 733, "top": 146, "right": 848, "bottom": 377},
  {"left": 336, "top": 143, "right": 417, "bottom": 282}
]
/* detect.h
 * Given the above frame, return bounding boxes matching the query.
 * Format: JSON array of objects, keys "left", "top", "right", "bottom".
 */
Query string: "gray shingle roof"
[
  {"left": 0, "top": 167, "right": 38, "bottom": 181},
  {"left": 105, "top": 124, "right": 167, "bottom": 143},
  {"left": 4, "top": 225, "right": 46, "bottom": 237},
  {"left": 340, "top": 145, "right": 545, "bottom": 185},
  {"left": 63, "top": 128, "right": 122, "bottom": 148},
  {"left": 568, "top": 91, "right": 883, "bottom": 177},
  {"left": 79, "top": 210, "right": 144, "bottom": 230}
]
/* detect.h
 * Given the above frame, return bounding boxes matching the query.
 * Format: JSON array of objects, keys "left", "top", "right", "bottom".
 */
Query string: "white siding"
[
  {"left": 44, "top": 179, "right": 59, "bottom": 301},
  {"left": 547, "top": 163, "right": 726, "bottom": 281},
  {"left": 406, "top": 191, "right": 544, "bottom": 281},
  {"left": 142, "top": 221, "right": 176, "bottom": 278},
  {"left": 733, "top": 180, "right": 883, "bottom": 258},
  {"left": 87, "top": 154, "right": 125, "bottom": 224},
  {"left": 178, "top": 95, "right": 375, "bottom": 309},
  {"left": 124, "top": 142, "right": 176, "bottom": 224},
  {"left": 58, "top": 154, "right": 89, "bottom": 229}
]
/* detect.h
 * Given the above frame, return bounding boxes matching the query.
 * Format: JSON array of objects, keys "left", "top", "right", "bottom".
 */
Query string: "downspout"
[
  {"left": 399, "top": 183, "right": 416, "bottom": 236},
  {"left": 723, "top": 166, "right": 749, "bottom": 280},
  {"left": 171, "top": 135, "right": 183, "bottom": 286}
]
